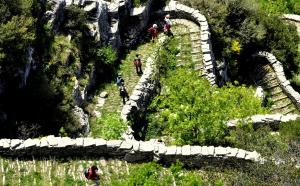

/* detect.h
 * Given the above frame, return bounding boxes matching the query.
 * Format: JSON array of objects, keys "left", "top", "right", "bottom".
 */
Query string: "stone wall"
[
  {"left": 0, "top": 136, "right": 263, "bottom": 166},
  {"left": 255, "top": 51, "right": 300, "bottom": 110},
  {"left": 226, "top": 114, "right": 299, "bottom": 129},
  {"left": 282, "top": 14, "right": 300, "bottom": 23}
]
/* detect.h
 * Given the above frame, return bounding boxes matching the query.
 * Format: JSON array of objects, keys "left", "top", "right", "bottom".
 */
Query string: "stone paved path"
[
  {"left": 91, "top": 19, "right": 204, "bottom": 137},
  {"left": 172, "top": 19, "right": 204, "bottom": 75},
  {"left": 252, "top": 64, "right": 299, "bottom": 114},
  {"left": 0, "top": 157, "right": 129, "bottom": 185}
]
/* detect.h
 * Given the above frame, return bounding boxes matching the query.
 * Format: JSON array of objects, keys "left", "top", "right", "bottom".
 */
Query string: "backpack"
[
  {"left": 116, "top": 77, "right": 124, "bottom": 86},
  {"left": 84, "top": 169, "right": 89, "bottom": 179}
]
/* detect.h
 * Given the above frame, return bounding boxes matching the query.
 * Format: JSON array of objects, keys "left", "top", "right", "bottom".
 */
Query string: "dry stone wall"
[
  {"left": 0, "top": 136, "right": 263, "bottom": 167},
  {"left": 226, "top": 114, "right": 299, "bottom": 129},
  {"left": 282, "top": 14, "right": 300, "bottom": 25},
  {"left": 255, "top": 51, "right": 300, "bottom": 111}
]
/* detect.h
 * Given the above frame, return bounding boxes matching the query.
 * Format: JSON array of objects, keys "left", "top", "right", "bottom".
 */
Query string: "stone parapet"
[
  {"left": 282, "top": 14, "right": 300, "bottom": 22},
  {"left": 226, "top": 114, "right": 299, "bottom": 129},
  {"left": 0, "top": 136, "right": 263, "bottom": 167}
]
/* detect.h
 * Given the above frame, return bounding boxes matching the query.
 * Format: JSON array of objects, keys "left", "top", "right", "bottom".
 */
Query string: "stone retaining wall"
[
  {"left": 226, "top": 114, "right": 299, "bottom": 129},
  {"left": 0, "top": 136, "right": 263, "bottom": 166},
  {"left": 255, "top": 51, "right": 300, "bottom": 110}
]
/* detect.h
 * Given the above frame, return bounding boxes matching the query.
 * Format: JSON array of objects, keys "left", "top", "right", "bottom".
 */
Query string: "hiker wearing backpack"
[
  {"left": 119, "top": 84, "right": 129, "bottom": 104},
  {"left": 133, "top": 54, "right": 142, "bottom": 74},
  {"left": 148, "top": 24, "right": 158, "bottom": 43}
]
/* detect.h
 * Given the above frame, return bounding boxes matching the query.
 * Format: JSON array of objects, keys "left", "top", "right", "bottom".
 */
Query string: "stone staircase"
[
  {"left": 0, "top": 157, "right": 129, "bottom": 185},
  {"left": 172, "top": 19, "right": 204, "bottom": 75},
  {"left": 253, "top": 64, "right": 298, "bottom": 115}
]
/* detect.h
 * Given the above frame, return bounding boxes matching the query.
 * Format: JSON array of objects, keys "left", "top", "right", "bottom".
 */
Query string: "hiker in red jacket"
[{"left": 148, "top": 24, "right": 158, "bottom": 43}]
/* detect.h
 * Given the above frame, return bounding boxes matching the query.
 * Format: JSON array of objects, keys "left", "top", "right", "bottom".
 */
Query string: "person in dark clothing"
[
  {"left": 119, "top": 84, "right": 129, "bottom": 104},
  {"left": 84, "top": 165, "right": 100, "bottom": 180},
  {"left": 133, "top": 54, "right": 142, "bottom": 74}
]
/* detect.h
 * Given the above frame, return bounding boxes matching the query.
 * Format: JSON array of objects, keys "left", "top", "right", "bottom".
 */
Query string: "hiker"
[
  {"left": 84, "top": 165, "right": 100, "bottom": 181},
  {"left": 164, "top": 14, "right": 173, "bottom": 37},
  {"left": 133, "top": 54, "right": 142, "bottom": 74},
  {"left": 148, "top": 24, "right": 158, "bottom": 43},
  {"left": 119, "top": 84, "right": 129, "bottom": 104},
  {"left": 116, "top": 74, "right": 124, "bottom": 87}
]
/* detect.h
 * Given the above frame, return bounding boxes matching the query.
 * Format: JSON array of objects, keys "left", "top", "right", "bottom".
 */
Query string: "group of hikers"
[
  {"left": 148, "top": 14, "right": 173, "bottom": 42},
  {"left": 115, "top": 14, "right": 173, "bottom": 105}
]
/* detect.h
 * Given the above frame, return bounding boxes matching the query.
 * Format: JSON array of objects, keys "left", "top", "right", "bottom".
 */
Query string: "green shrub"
[
  {"left": 146, "top": 69, "right": 268, "bottom": 145},
  {"left": 91, "top": 112, "right": 127, "bottom": 139},
  {"left": 280, "top": 118, "right": 300, "bottom": 141},
  {"left": 96, "top": 45, "right": 117, "bottom": 65}
]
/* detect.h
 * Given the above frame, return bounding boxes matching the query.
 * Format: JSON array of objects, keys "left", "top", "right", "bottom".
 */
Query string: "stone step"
[
  {"left": 271, "top": 104, "right": 296, "bottom": 115},
  {"left": 269, "top": 87, "right": 283, "bottom": 96},
  {"left": 271, "top": 92, "right": 288, "bottom": 102},
  {"left": 257, "top": 75, "right": 277, "bottom": 85},
  {"left": 271, "top": 99, "right": 293, "bottom": 110},
  {"left": 191, "top": 50, "right": 201, "bottom": 55},
  {"left": 262, "top": 79, "right": 279, "bottom": 89},
  {"left": 191, "top": 38, "right": 201, "bottom": 42},
  {"left": 264, "top": 83, "right": 279, "bottom": 90},
  {"left": 175, "top": 31, "right": 199, "bottom": 37},
  {"left": 283, "top": 107, "right": 297, "bottom": 115}
]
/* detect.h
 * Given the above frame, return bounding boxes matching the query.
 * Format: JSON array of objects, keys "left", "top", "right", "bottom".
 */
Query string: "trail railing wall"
[
  {"left": 0, "top": 136, "right": 263, "bottom": 167},
  {"left": 226, "top": 114, "right": 299, "bottom": 129}
]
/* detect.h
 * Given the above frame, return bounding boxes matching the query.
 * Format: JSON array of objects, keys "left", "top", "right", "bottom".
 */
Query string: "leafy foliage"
[
  {"left": 95, "top": 45, "right": 117, "bottom": 65},
  {"left": 147, "top": 68, "right": 268, "bottom": 145},
  {"left": 91, "top": 112, "right": 127, "bottom": 139},
  {"left": 178, "top": 0, "right": 300, "bottom": 82}
]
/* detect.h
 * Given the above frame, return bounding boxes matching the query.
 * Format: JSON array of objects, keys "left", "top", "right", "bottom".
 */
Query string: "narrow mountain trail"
[
  {"left": 0, "top": 157, "right": 131, "bottom": 185},
  {"left": 90, "top": 19, "right": 204, "bottom": 136},
  {"left": 251, "top": 64, "right": 299, "bottom": 114}
]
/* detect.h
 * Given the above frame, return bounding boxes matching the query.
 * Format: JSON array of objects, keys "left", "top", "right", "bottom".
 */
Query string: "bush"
[
  {"left": 146, "top": 69, "right": 268, "bottom": 145},
  {"left": 95, "top": 45, "right": 117, "bottom": 65},
  {"left": 90, "top": 112, "right": 127, "bottom": 139}
]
